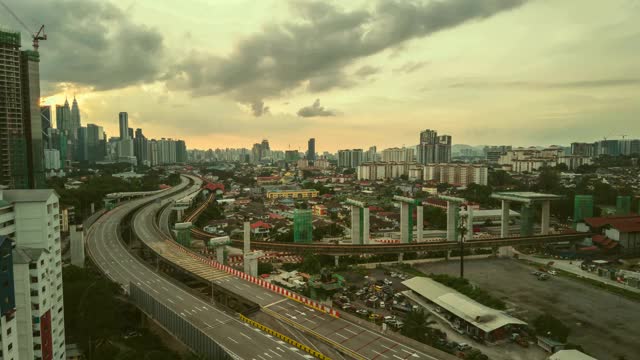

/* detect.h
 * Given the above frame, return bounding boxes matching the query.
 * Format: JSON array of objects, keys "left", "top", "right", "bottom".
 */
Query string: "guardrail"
[
  {"left": 130, "top": 282, "right": 239, "bottom": 359},
  {"left": 237, "top": 314, "right": 330, "bottom": 360},
  {"left": 165, "top": 240, "right": 341, "bottom": 318}
]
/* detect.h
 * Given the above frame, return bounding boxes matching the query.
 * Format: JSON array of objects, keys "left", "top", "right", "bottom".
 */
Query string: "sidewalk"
[{"left": 516, "top": 252, "right": 640, "bottom": 294}]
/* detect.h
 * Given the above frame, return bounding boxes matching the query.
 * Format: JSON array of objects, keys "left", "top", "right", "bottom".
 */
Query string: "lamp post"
[{"left": 458, "top": 211, "right": 468, "bottom": 279}]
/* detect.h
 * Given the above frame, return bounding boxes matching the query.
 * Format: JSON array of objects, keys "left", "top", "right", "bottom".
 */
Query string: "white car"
[{"left": 548, "top": 270, "right": 557, "bottom": 276}]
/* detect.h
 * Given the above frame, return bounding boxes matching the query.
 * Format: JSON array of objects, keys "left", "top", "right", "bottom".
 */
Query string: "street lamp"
[{"left": 457, "top": 211, "right": 468, "bottom": 279}]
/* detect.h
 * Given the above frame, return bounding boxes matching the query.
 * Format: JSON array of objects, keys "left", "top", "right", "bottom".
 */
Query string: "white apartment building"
[
  {"left": 1, "top": 190, "right": 65, "bottom": 360},
  {"left": 381, "top": 147, "right": 415, "bottom": 162},
  {"left": 44, "top": 149, "right": 61, "bottom": 170},
  {"left": 498, "top": 146, "right": 590, "bottom": 172},
  {"left": 424, "top": 163, "right": 488, "bottom": 186},
  {"left": 0, "top": 236, "right": 19, "bottom": 360}
]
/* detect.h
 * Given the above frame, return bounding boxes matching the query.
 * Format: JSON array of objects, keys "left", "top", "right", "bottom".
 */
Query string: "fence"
[{"left": 129, "top": 282, "right": 238, "bottom": 359}]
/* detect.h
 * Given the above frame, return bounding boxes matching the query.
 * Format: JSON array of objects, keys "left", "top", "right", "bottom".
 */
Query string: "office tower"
[
  {"left": 40, "top": 105, "right": 51, "bottom": 148},
  {"left": 417, "top": 129, "right": 452, "bottom": 164},
  {"left": 307, "top": 138, "right": 316, "bottom": 161},
  {"left": 76, "top": 126, "right": 88, "bottom": 161},
  {"left": 176, "top": 140, "right": 187, "bottom": 163},
  {"left": 337, "top": 149, "right": 364, "bottom": 168},
  {"left": 54, "top": 102, "right": 71, "bottom": 134},
  {"left": 119, "top": 112, "right": 129, "bottom": 140},
  {"left": 128, "top": 127, "right": 134, "bottom": 140},
  {"left": 70, "top": 96, "right": 81, "bottom": 133},
  {"left": 86, "top": 124, "right": 104, "bottom": 162},
  {"left": 134, "top": 128, "right": 148, "bottom": 166},
  {"left": 1, "top": 189, "right": 66, "bottom": 359}
]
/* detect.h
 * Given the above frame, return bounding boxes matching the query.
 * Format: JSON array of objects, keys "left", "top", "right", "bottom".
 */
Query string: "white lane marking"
[
  {"left": 381, "top": 344, "right": 397, "bottom": 352},
  {"left": 167, "top": 299, "right": 175, "bottom": 304},
  {"left": 269, "top": 349, "right": 282, "bottom": 357},
  {"left": 334, "top": 332, "right": 348, "bottom": 340},
  {"left": 227, "top": 336, "right": 239, "bottom": 344},
  {"left": 240, "top": 332, "right": 252, "bottom": 340},
  {"left": 203, "top": 321, "right": 213, "bottom": 328},
  {"left": 373, "top": 350, "right": 388, "bottom": 358},
  {"left": 344, "top": 328, "right": 358, "bottom": 335},
  {"left": 263, "top": 353, "right": 272, "bottom": 359},
  {"left": 176, "top": 295, "right": 184, "bottom": 300}
]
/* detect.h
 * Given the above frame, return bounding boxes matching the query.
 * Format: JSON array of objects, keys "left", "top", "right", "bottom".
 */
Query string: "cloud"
[
  {"left": 250, "top": 100, "right": 270, "bottom": 116},
  {"left": 394, "top": 61, "right": 429, "bottom": 74},
  {"left": 297, "top": 99, "right": 336, "bottom": 117},
  {"left": 2, "top": 0, "right": 165, "bottom": 91},
  {"left": 446, "top": 78, "right": 640, "bottom": 89},
  {"left": 355, "top": 65, "right": 381, "bottom": 78},
  {"left": 166, "top": 0, "right": 529, "bottom": 115}
]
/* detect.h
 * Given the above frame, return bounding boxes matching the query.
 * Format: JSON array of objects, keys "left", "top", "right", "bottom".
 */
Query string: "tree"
[
  {"left": 258, "top": 262, "right": 274, "bottom": 275},
  {"left": 401, "top": 309, "right": 436, "bottom": 343},
  {"left": 533, "top": 313, "right": 570, "bottom": 343},
  {"left": 299, "top": 252, "right": 322, "bottom": 274},
  {"left": 536, "top": 166, "right": 561, "bottom": 193}
]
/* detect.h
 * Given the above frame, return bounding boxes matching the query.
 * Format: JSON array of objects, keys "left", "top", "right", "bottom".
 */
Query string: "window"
[{"left": 6, "top": 327, "right": 10, "bottom": 335}]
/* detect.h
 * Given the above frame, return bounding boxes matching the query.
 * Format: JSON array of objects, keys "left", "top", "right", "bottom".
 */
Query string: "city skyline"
[{"left": 3, "top": 0, "right": 640, "bottom": 152}]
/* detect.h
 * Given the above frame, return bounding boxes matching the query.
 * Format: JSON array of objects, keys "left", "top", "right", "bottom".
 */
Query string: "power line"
[{"left": 0, "top": 0, "right": 32, "bottom": 33}]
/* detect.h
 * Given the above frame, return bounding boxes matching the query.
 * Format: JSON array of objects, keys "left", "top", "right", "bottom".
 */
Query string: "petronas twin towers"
[{"left": 56, "top": 96, "right": 81, "bottom": 139}]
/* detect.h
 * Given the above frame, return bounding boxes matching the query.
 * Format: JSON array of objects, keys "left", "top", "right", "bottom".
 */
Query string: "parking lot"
[{"left": 416, "top": 258, "right": 640, "bottom": 360}]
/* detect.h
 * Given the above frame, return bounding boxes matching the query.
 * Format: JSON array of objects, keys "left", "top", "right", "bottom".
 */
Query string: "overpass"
[{"left": 90, "top": 174, "right": 456, "bottom": 359}]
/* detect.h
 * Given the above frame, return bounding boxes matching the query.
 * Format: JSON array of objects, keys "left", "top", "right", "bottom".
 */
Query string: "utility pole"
[{"left": 458, "top": 212, "right": 468, "bottom": 279}]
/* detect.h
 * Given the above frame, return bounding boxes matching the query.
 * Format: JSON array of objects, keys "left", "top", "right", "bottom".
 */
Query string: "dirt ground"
[{"left": 415, "top": 258, "right": 640, "bottom": 360}]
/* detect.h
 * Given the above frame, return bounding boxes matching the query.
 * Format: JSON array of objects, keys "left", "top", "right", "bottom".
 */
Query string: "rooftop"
[
  {"left": 548, "top": 349, "right": 597, "bottom": 360},
  {"left": 13, "top": 247, "right": 48, "bottom": 264},
  {"left": 584, "top": 214, "right": 640, "bottom": 233},
  {"left": 491, "top": 191, "right": 562, "bottom": 203},
  {"left": 403, "top": 277, "right": 526, "bottom": 333},
  {"left": 1, "top": 189, "right": 58, "bottom": 203}
]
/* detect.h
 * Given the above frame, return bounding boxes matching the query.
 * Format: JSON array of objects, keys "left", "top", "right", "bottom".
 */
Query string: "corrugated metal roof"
[
  {"left": 1, "top": 189, "right": 57, "bottom": 203},
  {"left": 402, "top": 277, "right": 526, "bottom": 333}
]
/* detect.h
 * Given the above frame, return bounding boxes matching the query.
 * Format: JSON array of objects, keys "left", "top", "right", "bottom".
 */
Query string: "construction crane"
[
  {"left": 620, "top": 134, "right": 629, "bottom": 139},
  {"left": 0, "top": 0, "right": 47, "bottom": 50}
]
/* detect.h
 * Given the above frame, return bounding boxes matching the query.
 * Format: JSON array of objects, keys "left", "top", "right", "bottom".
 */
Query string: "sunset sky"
[{"left": 4, "top": 0, "right": 640, "bottom": 152}]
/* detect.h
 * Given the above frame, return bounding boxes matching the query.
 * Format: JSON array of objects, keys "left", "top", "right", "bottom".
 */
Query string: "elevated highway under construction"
[{"left": 88, "top": 174, "right": 456, "bottom": 360}]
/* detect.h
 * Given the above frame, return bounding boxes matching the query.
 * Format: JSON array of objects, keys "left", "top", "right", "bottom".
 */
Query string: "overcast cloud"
[
  {"left": 297, "top": 99, "right": 336, "bottom": 117},
  {"left": 165, "top": 0, "right": 529, "bottom": 115}
]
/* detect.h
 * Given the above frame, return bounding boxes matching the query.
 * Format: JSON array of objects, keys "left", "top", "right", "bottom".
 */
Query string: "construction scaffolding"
[
  {"left": 574, "top": 195, "right": 594, "bottom": 225},
  {"left": 616, "top": 196, "right": 631, "bottom": 215},
  {"left": 0, "top": 29, "right": 21, "bottom": 47},
  {"left": 293, "top": 209, "right": 313, "bottom": 243}
]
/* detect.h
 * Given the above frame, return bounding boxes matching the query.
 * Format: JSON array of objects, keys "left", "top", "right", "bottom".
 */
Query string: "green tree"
[
  {"left": 401, "top": 309, "right": 436, "bottom": 343},
  {"left": 258, "top": 262, "right": 274, "bottom": 275},
  {"left": 299, "top": 252, "right": 322, "bottom": 274},
  {"left": 536, "top": 166, "right": 561, "bottom": 193},
  {"left": 533, "top": 313, "right": 570, "bottom": 342}
]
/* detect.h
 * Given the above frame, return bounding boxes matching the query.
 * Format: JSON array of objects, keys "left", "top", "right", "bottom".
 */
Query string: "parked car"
[
  {"left": 547, "top": 270, "right": 557, "bottom": 276},
  {"left": 457, "top": 343, "right": 471, "bottom": 351}
]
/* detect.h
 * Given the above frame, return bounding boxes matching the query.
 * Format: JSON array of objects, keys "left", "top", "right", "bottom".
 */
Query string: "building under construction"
[
  {"left": 293, "top": 209, "right": 313, "bottom": 243},
  {"left": 0, "top": 29, "right": 45, "bottom": 189},
  {"left": 574, "top": 195, "right": 594, "bottom": 226}
]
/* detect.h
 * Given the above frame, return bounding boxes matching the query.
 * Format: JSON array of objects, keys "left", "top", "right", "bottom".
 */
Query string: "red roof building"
[
  {"left": 204, "top": 182, "right": 225, "bottom": 192},
  {"left": 582, "top": 215, "right": 640, "bottom": 254},
  {"left": 251, "top": 221, "right": 272, "bottom": 229}
]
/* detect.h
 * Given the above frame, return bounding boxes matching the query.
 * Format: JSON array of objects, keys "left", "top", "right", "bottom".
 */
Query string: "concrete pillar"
[
  {"left": 398, "top": 253, "right": 404, "bottom": 262},
  {"left": 351, "top": 205, "right": 360, "bottom": 244},
  {"left": 446, "top": 202, "right": 457, "bottom": 242},
  {"left": 400, "top": 203, "right": 410, "bottom": 243},
  {"left": 216, "top": 246, "right": 225, "bottom": 264},
  {"left": 492, "top": 247, "right": 498, "bottom": 257},
  {"left": 416, "top": 206, "right": 424, "bottom": 242},
  {"left": 70, "top": 225, "right": 85, "bottom": 268},
  {"left": 541, "top": 200, "right": 551, "bottom": 235},
  {"left": 334, "top": 256, "right": 340, "bottom": 267},
  {"left": 363, "top": 207, "right": 370, "bottom": 245},
  {"left": 248, "top": 258, "right": 258, "bottom": 277},
  {"left": 176, "top": 208, "right": 184, "bottom": 222},
  {"left": 445, "top": 250, "right": 451, "bottom": 260},
  {"left": 466, "top": 207, "right": 474, "bottom": 241},
  {"left": 501, "top": 200, "right": 510, "bottom": 238},
  {"left": 243, "top": 221, "right": 250, "bottom": 255}
]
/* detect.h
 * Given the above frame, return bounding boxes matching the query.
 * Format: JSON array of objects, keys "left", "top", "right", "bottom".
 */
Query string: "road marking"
[
  {"left": 176, "top": 295, "right": 184, "bottom": 300},
  {"left": 167, "top": 299, "right": 175, "bottom": 304},
  {"left": 263, "top": 353, "right": 272, "bottom": 358},
  {"left": 373, "top": 350, "right": 388, "bottom": 358},
  {"left": 269, "top": 349, "right": 282, "bottom": 357},
  {"left": 335, "top": 332, "right": 348, "bottom": 340},
  {"left": 344, "top": 328, "right": 358, "bottom": 335},
  {"left": 256, "top": 295, "right": 264, "bottom": 301},
  {"left": 381, "top": 344, "right": 398, "bottom": 352},
  {"left": 240, "top": 332, "right": 252, "bottom": 340},
  {"left": 227, "top": 336, "right": 238, "bottom": 344},
  {"left": 203, "top": 321, "right": 213, "bottom": 328}
]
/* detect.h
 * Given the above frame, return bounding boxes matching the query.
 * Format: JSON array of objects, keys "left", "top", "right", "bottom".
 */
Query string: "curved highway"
[
  {"left": 87, "top": 176, "right": 308, "bottom": 359},
  {"left": 145, "top": 176, "right": 455, "bottom": 360}
]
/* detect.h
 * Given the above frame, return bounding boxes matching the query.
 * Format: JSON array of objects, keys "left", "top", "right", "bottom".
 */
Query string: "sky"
[{"left": 3, "top": 0, "right": 640, "bottom": 152}]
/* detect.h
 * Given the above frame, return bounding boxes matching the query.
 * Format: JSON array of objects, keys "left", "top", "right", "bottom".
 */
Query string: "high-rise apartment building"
[
  {"left": 0, "top": 236, "right": 19, "bottom": 360},
  {"left": 483, "top": 145, "right": 512, "bottom": 163},
  {"left": 381, "top": 147, "right": 415, "bottom": 162},
  {"left": 118, "top": 112, "right": 129, "bottom": 140},
  {"left": 417, "top": 129, "right": 452, "bottom": 164},
  {"left": 424, "top": 163, "right": 488, "bottom": 186},
  {"left": 307, "top": 138, "right": 316, "bottom": 162},
  {"left": 364, "top": 146, "right": 377, "bottom": 162},
  {"left": 134, "top": 128, "right": 148, "bottom": 166},
  {"left": 0, "top": 189, "right": 66, "bottom": 360},
  {"left": 337, "top": 149, "right": 363, "bottom": 168}
]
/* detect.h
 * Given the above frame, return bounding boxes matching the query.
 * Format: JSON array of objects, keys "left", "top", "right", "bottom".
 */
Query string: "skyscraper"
[
  {"left": 134, "top": 128, "right": 148, "bottom": 166},
  {"left": 417, "top": 129, "right": 452, "bottom": 164},
  {"left": 337, "top": 149, "right": 364, "bottom": 168},
  {"left": 307, "top": 138, "right": 316, "bottom": 161},
  {"left": 119, "top": 112, "right": 129, "bottom": 140},
  {"left": 21, "top": 49, "right": 46, "bottom": 188},
  {"left": 40, "top": 105, "right": 51, "bottom": 147},
  {"left": 70, "top": 96, "right": 81, "bottom": 134},
  {"left": 86, "top": 124, "right": 104, "bottom": 162}
]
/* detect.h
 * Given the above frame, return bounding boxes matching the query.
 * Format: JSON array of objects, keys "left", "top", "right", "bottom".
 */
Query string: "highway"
[
  {"left": 87, "top": 177, "right": 309, "bottom": 360},
  {"left": 139, "top": 175, "right": 456, "bottom": 360}
]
